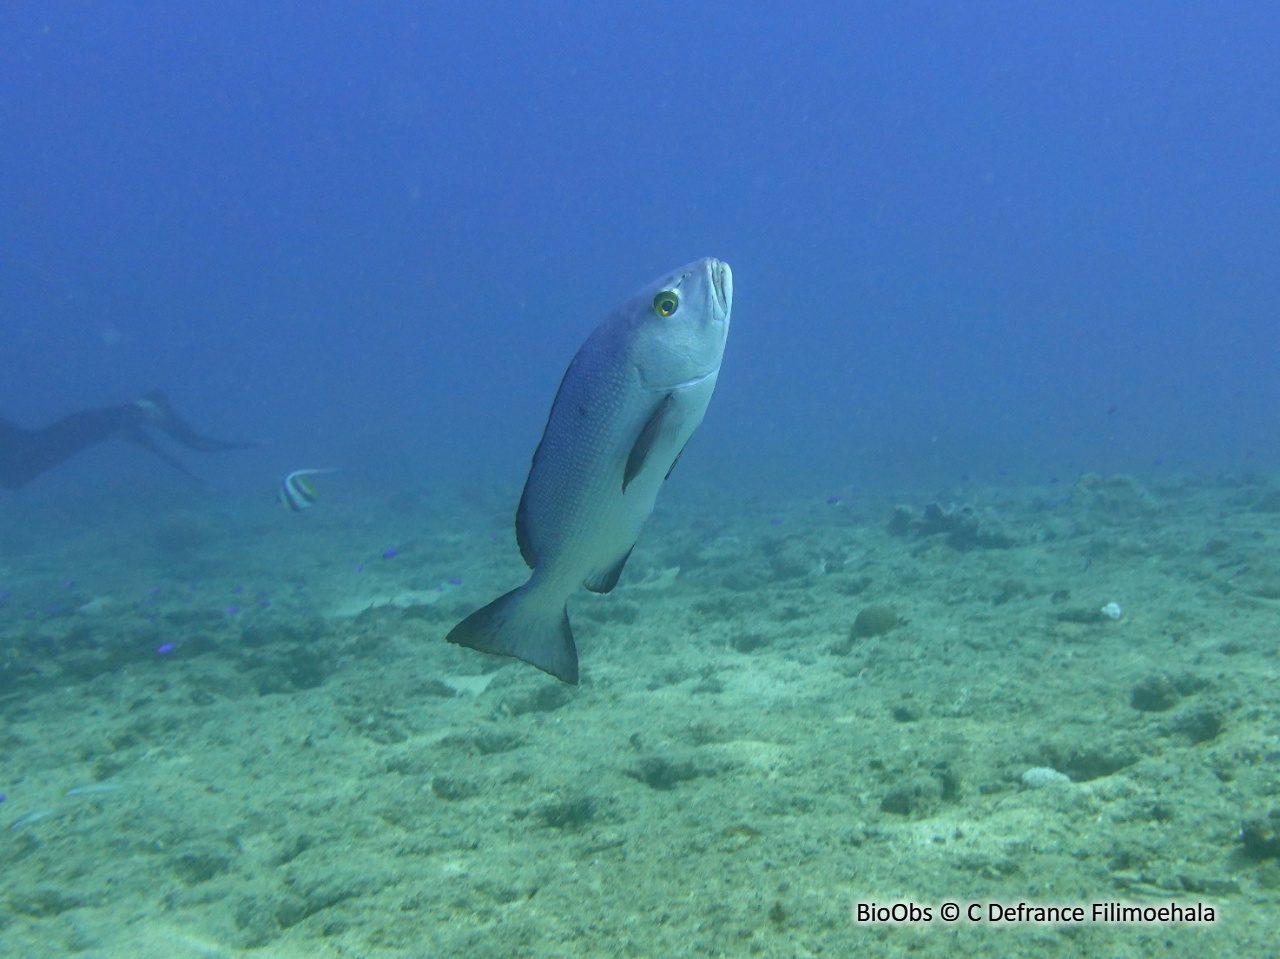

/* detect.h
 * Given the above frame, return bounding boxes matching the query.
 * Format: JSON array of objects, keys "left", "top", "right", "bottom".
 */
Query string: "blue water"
[
  {"left": 2, "top": 1, "right": 1277, "bottom": 495},
  {"left": 3, "top": 8, "right": 1279, "bottom": 955}
]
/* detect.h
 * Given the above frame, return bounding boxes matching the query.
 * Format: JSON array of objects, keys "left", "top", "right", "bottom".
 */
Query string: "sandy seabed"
[{"left": 2, "top": 470, "right": 1279, "bottom": 958}]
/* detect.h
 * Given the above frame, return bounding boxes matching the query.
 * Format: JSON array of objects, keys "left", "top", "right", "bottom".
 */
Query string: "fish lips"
[{"left": 709, "top": 259, "right": 733, "bottom": 318}]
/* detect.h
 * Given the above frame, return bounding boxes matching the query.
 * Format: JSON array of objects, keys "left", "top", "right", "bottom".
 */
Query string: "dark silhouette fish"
[{"left": 447, "top": 258, "right": 733, "bottom": 683}]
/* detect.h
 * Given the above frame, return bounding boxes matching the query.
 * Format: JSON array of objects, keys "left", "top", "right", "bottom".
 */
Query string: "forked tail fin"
[{"left": 446, "top": 581, "right": 579, "bottom": 684}]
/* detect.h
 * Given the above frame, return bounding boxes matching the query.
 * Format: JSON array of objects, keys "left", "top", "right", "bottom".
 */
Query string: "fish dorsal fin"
[
  {"left": 624, "top": 393, "right": 674, "bottom": 492},
  {"left": 583, "top": 545, "right": 634, "bottom": 594}
]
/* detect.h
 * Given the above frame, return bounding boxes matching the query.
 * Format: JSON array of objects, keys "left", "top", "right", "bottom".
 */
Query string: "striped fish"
[{"left": 279, "top": 469, "right": 334, "bottom": 511}]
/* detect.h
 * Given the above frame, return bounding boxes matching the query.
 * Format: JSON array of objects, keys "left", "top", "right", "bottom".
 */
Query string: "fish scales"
[{"left": 447, "top": 258, "right": 733, "bottom": 683}]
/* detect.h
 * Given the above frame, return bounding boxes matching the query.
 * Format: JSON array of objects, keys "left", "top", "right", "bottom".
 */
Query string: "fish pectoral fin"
[
  {"left": 583, "top": 546, "right": 634, "bottom": 594},
  {"left": 624, "top": 393, "right": 675, "bottom": 492}
]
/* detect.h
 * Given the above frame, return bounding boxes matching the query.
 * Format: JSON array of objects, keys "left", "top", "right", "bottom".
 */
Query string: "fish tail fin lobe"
[{"left": 446, "top": 583, "right": 578, "bottom": 684}]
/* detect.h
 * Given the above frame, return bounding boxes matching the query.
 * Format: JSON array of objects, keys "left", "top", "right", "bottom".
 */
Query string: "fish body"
[
  {"left": 447, "top": 258, "right": 733, "bottom": 683},
  {"left": 280, "top": 468, "right": 334, "bottom": 511}
]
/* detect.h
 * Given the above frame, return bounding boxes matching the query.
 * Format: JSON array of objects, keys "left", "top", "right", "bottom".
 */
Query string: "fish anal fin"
[
  {"left": 624, "top": 393, "right": 674, "bottom": 492},
  {"left": 664, "top": 437, "right": 692, "bottom": 481},
  {"left": 583, "top": 545, "right": 634, "bottom": 594},
  {"left": 515, "top": 472, "right": 538, "bottom": 569}
]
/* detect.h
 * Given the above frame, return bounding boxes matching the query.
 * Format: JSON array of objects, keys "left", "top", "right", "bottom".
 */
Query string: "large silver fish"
[{"left": 447, "top": 258, "right": 733, "bottom": 683}]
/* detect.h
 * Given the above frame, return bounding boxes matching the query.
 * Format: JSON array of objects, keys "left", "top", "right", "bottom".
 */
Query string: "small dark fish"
[
  {"left": 447, "top": 258, "right": 733, "bottom": 683},
  {"left": 279, "top": 468, "right": 334, "bottom": 511}
]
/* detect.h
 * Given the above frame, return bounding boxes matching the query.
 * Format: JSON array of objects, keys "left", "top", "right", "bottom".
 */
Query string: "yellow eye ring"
[{"left": 652, "top": 290, "right": 679, "bottom": 316}]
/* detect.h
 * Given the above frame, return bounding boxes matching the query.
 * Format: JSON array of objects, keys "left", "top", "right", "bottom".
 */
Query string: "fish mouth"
[{"left": 709, "top": 259, "right": 732, "bottom": 317}]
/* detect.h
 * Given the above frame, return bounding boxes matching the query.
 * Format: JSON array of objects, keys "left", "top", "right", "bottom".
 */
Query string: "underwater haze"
[
  {"left": 3, "top": 3, "right": 1280, "bottom": 958},
  {"left": 3, "top": 1, "right": 1278, "bottom": 493}
]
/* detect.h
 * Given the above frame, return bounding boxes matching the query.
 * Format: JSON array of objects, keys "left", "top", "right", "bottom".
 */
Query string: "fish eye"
[{"left": 652, "top": 291, "right": 679, "bottom": 317}]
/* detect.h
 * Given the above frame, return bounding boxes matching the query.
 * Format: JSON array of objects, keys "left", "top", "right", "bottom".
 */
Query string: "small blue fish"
[{"left": 279, "top": 469, "right": 335, "bottom": 511}]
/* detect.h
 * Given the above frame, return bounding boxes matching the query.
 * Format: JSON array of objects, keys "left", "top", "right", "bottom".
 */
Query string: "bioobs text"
[{"left": 855, "top": 902, "right": 933, "bottom": 923}]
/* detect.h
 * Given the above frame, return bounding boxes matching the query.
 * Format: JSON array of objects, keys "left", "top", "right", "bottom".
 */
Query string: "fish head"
[{"left": 624, "top": 258, "right": 732, "bottom": 390}]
